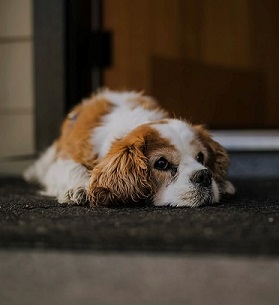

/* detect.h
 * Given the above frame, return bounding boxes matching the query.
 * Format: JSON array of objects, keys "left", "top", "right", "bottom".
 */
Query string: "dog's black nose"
[{"left": 191, "top": 169, "right": 212, "bottom": 187}]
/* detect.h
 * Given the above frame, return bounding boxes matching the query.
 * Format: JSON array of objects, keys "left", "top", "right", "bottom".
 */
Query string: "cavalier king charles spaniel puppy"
[{"left": 24, "top": 89, "right": 235, "bottom": 207}]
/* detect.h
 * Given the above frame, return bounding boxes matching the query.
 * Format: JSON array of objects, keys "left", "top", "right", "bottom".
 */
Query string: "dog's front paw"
[
  {"left": 59, "top": 187, "right": 88, "bottom": 205},
  {"left": 224, "top": 180, "right": 235, "bottom": 195}
]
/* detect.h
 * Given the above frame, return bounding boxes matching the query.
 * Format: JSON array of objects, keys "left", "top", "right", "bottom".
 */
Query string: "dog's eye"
[
  {"left": 196, "top": 152, "right": 205, "bottom": 164},
  {"left": 154, "top": 157, "right": 170, "bottom": 171}
]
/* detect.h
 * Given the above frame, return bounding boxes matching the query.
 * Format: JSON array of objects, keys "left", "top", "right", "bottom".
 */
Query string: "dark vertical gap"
[
  {"left": 65, "top": 0, "right": 93, "bottom": 112},
  {"left": 91, "top": 0, "right": 104, "bottom": 91}
]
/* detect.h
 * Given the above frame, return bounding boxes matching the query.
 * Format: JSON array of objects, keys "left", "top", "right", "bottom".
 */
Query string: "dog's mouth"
[
  {"left": 196, "top": 188, "right": 214, "bottom": 206},
  {"left": 180, "top": 186, "right": 215, "bottom": 207},
  {"left": 153, "top": 178, "right": 220, "bottom": 207}
]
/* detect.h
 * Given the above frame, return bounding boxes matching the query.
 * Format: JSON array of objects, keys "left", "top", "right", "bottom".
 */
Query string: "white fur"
[
  {"left": 24, "top": 90, "right": 233, "bottom": 207},
  {"left": 24, "top": 146, "right": 89, "bottom": 205},
  {"left": 152, "top": 120, "right": 220, "bottom": 206},
  {"left": 24, "top": 91, "right": 165, "bottom": 204},
  {"left": 40, "top": 159, "right": 90, "bottom": 204},
  {"left": 91, "top": 91, "right": 166, "bottom": 157},
  {"left": 224, "top": 181, "right": 235, "bottom": 195},
  {"left": 23, "top": 145, "right": 56, "bottom": 183},
  {"left": 154, "top": 119, "right": 195, "bottom": 153}
]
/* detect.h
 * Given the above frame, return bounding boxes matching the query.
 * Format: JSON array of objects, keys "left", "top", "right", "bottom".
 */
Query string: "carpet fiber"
[{"left": 0, "top": 177, "right": 279, "bottom": 255}]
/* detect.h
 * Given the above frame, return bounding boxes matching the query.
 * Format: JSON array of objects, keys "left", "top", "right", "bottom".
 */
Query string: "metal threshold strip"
[{"left": 212, "top": 130, "right": 279, "bottom": 151}]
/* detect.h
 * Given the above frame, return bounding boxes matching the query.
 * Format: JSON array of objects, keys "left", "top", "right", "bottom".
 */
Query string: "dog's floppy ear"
[
  {"left": 194, "top": 124, "right": 235, "bottom": 195},
  {"left": 88, "top": 132, "right": 153, "bottom": 206}
]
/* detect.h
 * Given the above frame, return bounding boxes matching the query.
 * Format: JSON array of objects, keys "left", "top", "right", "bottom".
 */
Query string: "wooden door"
[{"left": 103, "top": 0, "right": 279, "bottom": 129}]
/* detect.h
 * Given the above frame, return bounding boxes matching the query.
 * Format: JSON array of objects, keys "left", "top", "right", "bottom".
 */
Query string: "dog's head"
[{"left": 88, "top": 119, "right": 234, "bottom": 207}]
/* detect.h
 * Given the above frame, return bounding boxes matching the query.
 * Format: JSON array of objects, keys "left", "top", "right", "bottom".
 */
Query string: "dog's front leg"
[{"left": 41, "top": 158, "right": 90, "bottom": 205}]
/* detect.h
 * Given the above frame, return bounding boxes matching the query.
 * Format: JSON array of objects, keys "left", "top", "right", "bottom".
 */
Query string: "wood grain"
[{"left": 103, "top": 0, "right": 279, "bottom": 128}]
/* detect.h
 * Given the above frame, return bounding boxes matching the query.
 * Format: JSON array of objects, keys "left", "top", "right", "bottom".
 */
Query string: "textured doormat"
[{"left": 0, "top": 177, "right": 279, "bottom": 255}]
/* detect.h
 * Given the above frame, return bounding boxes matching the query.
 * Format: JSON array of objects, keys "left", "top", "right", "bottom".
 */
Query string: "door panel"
[
  {"left": 103, "top": 0, "right": 279, "bottom": 128},
  {"left": 152, "top": 57, "right": 265, "bottom": 129}
]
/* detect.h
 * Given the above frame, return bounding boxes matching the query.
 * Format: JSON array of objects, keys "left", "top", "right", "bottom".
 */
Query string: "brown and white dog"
[{"left": 24, "top": 89, "right": 235, "bottom": 207}]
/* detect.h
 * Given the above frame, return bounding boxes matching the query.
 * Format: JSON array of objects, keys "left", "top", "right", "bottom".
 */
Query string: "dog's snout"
[{"left": 191, "top": 169, "right": 212, "bottom": 187}]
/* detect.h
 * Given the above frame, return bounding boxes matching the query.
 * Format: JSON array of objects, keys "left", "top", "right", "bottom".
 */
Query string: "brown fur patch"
[
  {"left": 88, "top": 124, "right": 176, "bottom": 206},
  {"left": 144, "top": 129, "right": 179, "bottom": 187},
  {"left": 193, "top": 125, "right": 229, "bottom": 188},
  {"left": 135, "top": 96, "right": 169, "bottom": 116},
  {"left": 56, "top": 97, "right": 112, "bottom": 169},
  {"left": 148, "top": 119, "right": 169, "bottom": 125}
]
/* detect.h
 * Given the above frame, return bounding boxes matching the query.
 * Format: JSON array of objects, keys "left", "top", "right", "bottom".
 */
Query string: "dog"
[{"left": 24, "top": 89, "right": 235, "bottom": 207}]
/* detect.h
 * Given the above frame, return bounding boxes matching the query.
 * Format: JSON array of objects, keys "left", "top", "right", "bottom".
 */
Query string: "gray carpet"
[{"left": 0, "top": 177, "right": 279, "bottom": 255}]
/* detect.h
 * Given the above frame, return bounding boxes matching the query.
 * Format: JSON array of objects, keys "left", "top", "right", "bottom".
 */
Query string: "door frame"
[{"left": 33, "top": 0, "right": 102, "bottom": 151}]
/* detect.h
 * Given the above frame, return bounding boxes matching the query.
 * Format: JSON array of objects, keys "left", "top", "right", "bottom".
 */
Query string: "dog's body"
[{"left": 24, "top": 89, "right": 234, "bottom": 207}]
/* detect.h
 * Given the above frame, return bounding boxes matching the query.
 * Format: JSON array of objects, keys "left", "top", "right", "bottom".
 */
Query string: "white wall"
[{"left": 0, "top": 0, "right": 34, "bottom": 175}]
